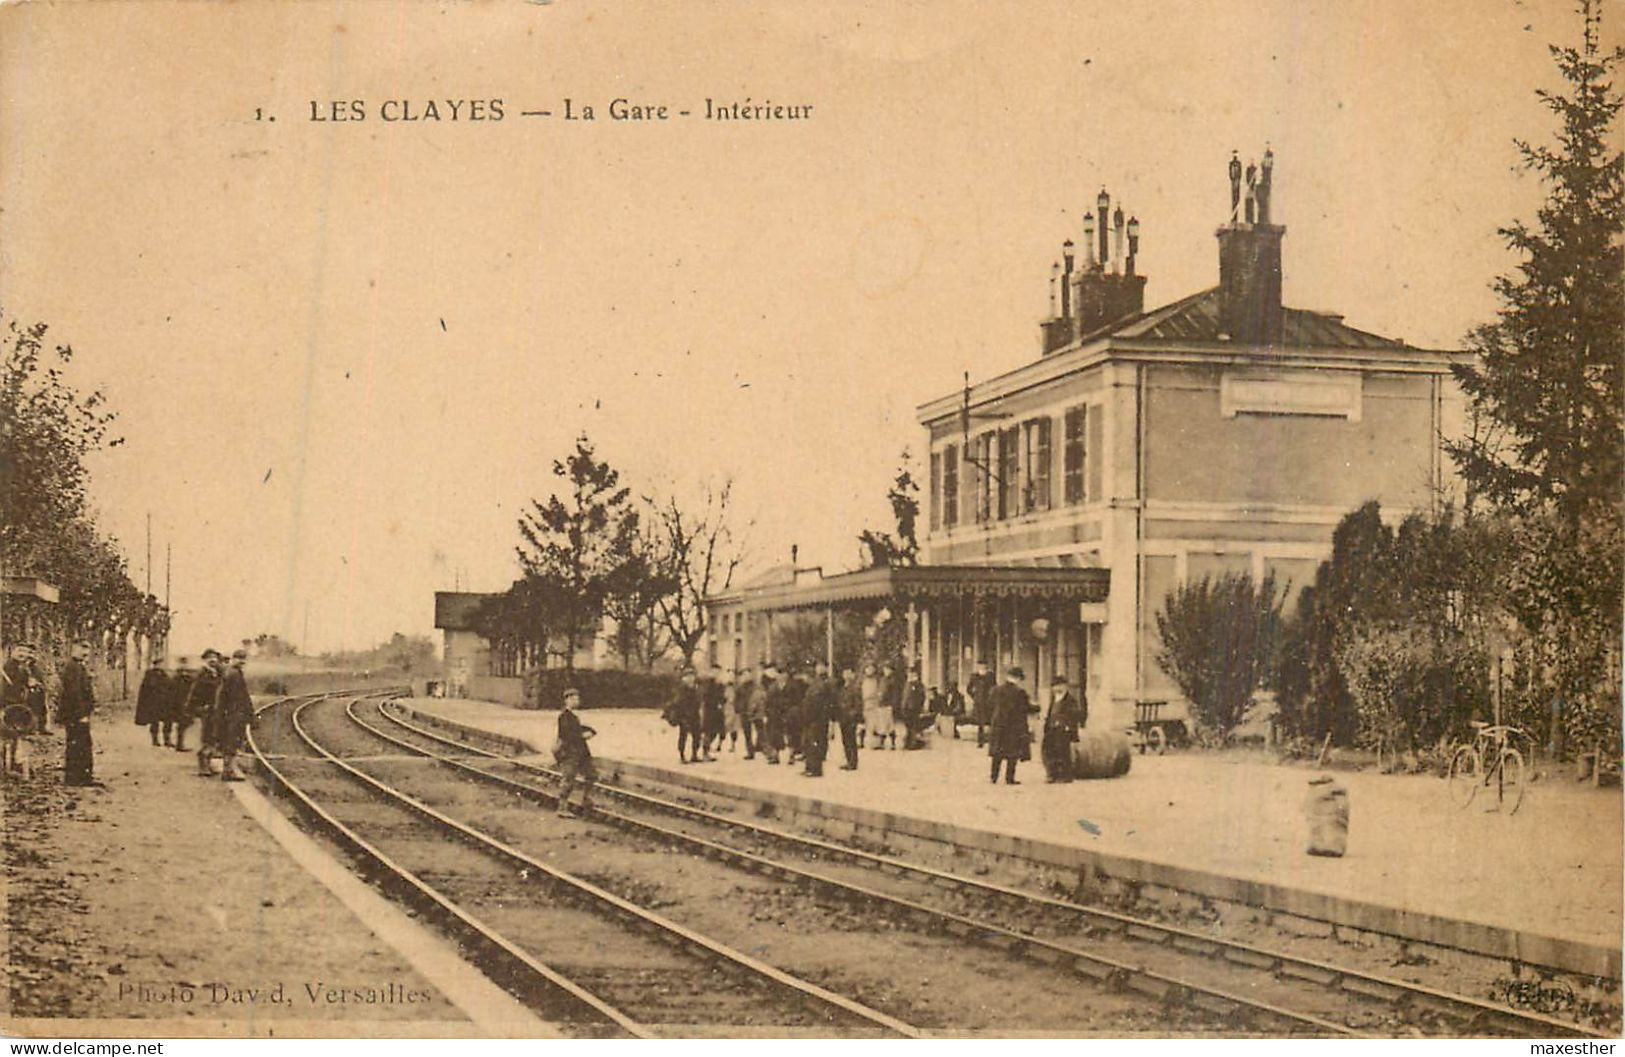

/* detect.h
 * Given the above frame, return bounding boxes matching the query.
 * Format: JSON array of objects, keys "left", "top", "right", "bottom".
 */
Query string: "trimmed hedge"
[{"left": 523, "top": 668, "right": 677, "bottom": 711}]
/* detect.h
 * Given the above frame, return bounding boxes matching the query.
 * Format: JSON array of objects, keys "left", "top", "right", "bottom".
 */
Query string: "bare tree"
[{"left": 646, "top": 479, "right": 747, "bottom": 667}]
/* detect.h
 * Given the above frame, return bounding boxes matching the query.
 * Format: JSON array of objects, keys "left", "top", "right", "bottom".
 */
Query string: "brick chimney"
[
  {"left": 1216, "top": 148, "right": 1284, "bottom": 346},
  {"left": 1038, "top": 188, "right": 1146, "bottom": 355}
]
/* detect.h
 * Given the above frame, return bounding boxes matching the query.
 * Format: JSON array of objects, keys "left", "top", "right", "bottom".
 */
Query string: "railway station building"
[{"left": 707, "top": 151, "right": 1468, "bottom": 730}]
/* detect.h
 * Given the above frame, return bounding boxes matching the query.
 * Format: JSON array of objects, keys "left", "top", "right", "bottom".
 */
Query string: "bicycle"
[{"left": 1447, "top": 722, "right": 1529, "bottom": 814}]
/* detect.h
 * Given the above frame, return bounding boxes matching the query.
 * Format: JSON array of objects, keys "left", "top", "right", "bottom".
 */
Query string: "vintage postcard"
[{"left": 0, "top": 0, "right": 1619, "bottom": 1043}]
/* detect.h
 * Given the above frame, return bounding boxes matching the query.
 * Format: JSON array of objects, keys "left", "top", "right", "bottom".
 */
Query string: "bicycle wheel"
[
  {"left": 1448, "top": 745, "right": 1481, "bottom": 808},
  {"left": 1496, "top": 746, "right": 1526, "bottom": 814},
  {"left": 1146, "top": 725, "right": 1167, "bottom": 755}
]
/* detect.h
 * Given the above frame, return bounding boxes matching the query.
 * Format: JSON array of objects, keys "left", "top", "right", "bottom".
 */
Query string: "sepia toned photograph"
[{"left": 0, "top": 0, "right": 1620, "bottom": 1042}]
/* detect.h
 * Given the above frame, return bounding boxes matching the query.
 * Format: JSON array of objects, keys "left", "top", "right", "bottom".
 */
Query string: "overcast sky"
[{"left": 0, "top": 0, "right": 1601, "bottom": 655}]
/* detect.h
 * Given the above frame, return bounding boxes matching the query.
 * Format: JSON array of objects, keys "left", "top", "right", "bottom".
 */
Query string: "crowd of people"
[
  {"left": 655, "top": 658, "right": 1090, "bottom": 785},
  {"left": 134, "top": 648, "right": 255, "bottom": 781},
  {"left": 547, "top": 655, "right": 1092, "bottom": 824},
  {"left": 0, "top": 641, "right": 253, "bottom": 789}
]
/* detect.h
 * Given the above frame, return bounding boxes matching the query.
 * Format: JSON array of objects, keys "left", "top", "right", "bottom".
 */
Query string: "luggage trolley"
[{"left": 1129, "top": 700, "right": 1186, "bottom": 755}]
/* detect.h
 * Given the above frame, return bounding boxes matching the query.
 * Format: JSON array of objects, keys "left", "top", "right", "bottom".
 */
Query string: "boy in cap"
[{"left": 554, "top": 687, "right": 596, "bottom": 817}]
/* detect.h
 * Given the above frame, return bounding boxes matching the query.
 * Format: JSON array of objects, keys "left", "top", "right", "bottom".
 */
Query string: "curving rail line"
[
  {"left": 365, "top": 695, "right": 1615, "bottom": 1040},
  {"left": 247, "top": 691, "right": 920, "bottom": 1039}
]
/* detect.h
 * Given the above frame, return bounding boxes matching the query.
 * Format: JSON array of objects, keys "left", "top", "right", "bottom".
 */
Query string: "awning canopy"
[{"left": 708, "top": 564, "right": 1109, "bottom": 615}]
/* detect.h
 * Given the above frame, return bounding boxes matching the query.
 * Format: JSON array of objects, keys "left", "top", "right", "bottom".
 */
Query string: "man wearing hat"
[
  {"left": 134, "top": 653, "right": 174, "bottom": 747},
  {"left": 56, "top": 641, "right": 99, "bottom": 787},
  {"left": 187, "top": 649, "right": 224, "bottom": 773},
  {"left": 836, "top": 666, "right": 863, "bottom": 770},
  {"left": 554, "top": 687, "right": 596, "bottom": 817},
  {"left": 966, "top": 660, "right": 996, "bottom": 748},
  {"left": 899, "top": 663, "right": 928, "bottom": 750},
  {"left": 987, "top": 665, "right": 1038, "bottom": 785},
  {"left": 169, "top": 656, "right": 198, "bottom": 752},
  {"left": 1041, "top": 674, "right": 1086, "bottom": 783},
  {"left": 214, "top": 649, "right": 253, "bottom": 782},
  {"left": 758, "top": 665, "right": 785, "bottom": 764},
  {"left": 734, "top": 665, "right": 760, "bottom": 759},
  {"left": 799, "top": 660, "right": 836, "bottom": 778},
  {"left": 667, "top": 667, "right": 705, "bottom": 764},
  {"left": 22, "top": 644, "right": 48, "bottom": 733}
]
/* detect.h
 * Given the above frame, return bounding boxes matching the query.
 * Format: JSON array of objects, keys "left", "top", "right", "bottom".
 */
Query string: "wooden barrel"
[{"left": 1071, "top": 729, "right": 1132, "bottom": 779}]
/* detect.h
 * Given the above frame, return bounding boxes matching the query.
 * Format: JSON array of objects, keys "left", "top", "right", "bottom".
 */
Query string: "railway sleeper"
[
  {"left": 1172, "top": 935, "right": 1221, "bottom": 957},
  {"left": 1280, "top": 962, "right": 1341, "bottom": 988},
  {"left": 1189, "top": 991, "right": 1240, "bottom": 1019},
  {"left": 1124, "top": 973, "right": 1175, "bottom": 1002},
  {"left": 1126, "top": 924, "right": 1171, "bottom": 944},
  {"left": 1070, "top": 956, "right": 1122, "bottom": 985},
  {"left": 1222, "top": 947, "right": 1279, "bottom": 972},
  {"left": 1339, "top": 975, "right": 1405, "bottom": 1002}
]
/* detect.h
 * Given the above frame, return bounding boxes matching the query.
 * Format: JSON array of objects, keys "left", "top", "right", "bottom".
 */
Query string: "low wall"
[{"left": 468, "top": 674, "right": 524, "bottom": 707}]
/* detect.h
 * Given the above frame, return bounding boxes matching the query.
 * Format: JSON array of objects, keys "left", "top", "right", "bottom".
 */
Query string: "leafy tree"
[
  {"left": 1154, "top": 572, "right": 1283, "bottom": 739},
  {"left": 857, "top": 452, "right": 920, "bottom": 569},
  {"left": 1444, "top": 1, "right": 1624, "bottom": 750},
  {"left": 1, "top": 311, "right": 166, "bottom": 660},
  {"left": 512, "top": 434, "right": 640, "bottom": 674}
]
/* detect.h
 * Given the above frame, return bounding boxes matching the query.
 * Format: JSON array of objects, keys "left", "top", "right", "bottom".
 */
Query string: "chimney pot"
[{"left": 1216, "top": 148, "right": 1284, "bottom": 345}]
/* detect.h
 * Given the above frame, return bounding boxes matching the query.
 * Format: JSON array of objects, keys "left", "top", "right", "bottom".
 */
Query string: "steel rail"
[
  {"left": 354, "top": 699, "right": 1363, "bottom": 1036},
  {"left": 374, "top": 697, "right": 1614, "bottom": 1040},
  {"left": 292, "top": 696, "right": 922, "bottom": 1039},
  {"left": 245, "top": 694, "right": 651, "bottom": 1037}
]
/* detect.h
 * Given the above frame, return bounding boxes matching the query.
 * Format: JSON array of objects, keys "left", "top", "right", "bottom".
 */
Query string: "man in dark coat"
[
  {"left": 667, "top": 668, "right": 704, "bottom": 764},
  {"left": 781, "top": 665, "right": 808, "bottom": 763},
  {"left": 759, "top": 667, "right": 785, "bottom": 764},
  {"left": 967, "top": 660, "right": 996, "bottom": 748},
  {"left": 699, "top": 668, "right": 725, "bottom": 757},
  {"left": 1041, "top": 674, "right": 1085, "bottom": 783},
  {"left": 215, "top": 650, "right": 253, "bottom": 781},
  {"left": 57, "top": 641, "right": 98, "bottom": 787},
  {"left": 899, "top": 664, "right": 927, "bottom": 750},
  {"left": 169, "top": 657, "right": 197, "bottom": 752},
  {"left": 879, "top": 661, "right": 904, "bottom": 750},
  {"left": 554, "top": 687, "right": 596, "bottom": 817},
  {"left": 735, "top": 667, "right": 760, "bottom": 759},
  {"left": 134, "top": 656, "right": 174, "bottom": 746},
  {"left": 800, "top": 660, "right": 836, "bottom": 777},
  {"left": 189, "top": 650, "right": 224, "bottom": 774},
  {"left": 836, "top": 666, "right": 863, "bottom": 770},
  {"left": 987, "top": 665, "right": 1037, "bottom": 785}
]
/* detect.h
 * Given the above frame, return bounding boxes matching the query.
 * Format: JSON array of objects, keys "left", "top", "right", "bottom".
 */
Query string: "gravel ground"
[
  {"left": 1, "top": 699, "right": 464, "bottom": 1033},
  {"left": 303, "top": 700, "right": 1237, "bottom": 1036}
]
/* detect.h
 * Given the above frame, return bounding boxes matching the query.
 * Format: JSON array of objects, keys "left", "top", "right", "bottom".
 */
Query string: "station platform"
[
  {"left": 405, "top": 695, "right": 1622, "bottom": 979},
  {"left": 0, "top": 697, "right": 547, "bottom": 1036}
]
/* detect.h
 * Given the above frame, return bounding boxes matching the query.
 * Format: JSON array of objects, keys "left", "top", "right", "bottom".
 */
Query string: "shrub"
[{"left": 1154, "top": 572, "right": 1283, "bottom": 740}]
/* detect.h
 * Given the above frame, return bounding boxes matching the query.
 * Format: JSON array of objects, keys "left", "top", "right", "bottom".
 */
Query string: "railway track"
[
  {"left": 247, "top": 692, "right": 920, "bottom": 1038},
  {"left": 361, "top": 694, "right": 1618, "bottom": 1040}
]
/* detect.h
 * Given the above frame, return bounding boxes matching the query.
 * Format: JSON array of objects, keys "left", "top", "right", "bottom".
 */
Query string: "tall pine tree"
[
  {"left": 513, "top": 434, "right": 641, "bottom": 675},
  {"left": 1447, "top": 1, "right": 1623, "bottom": 748},
  {"left": 1449, "top": 2, "right": 1622, "bottom": 518}
]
